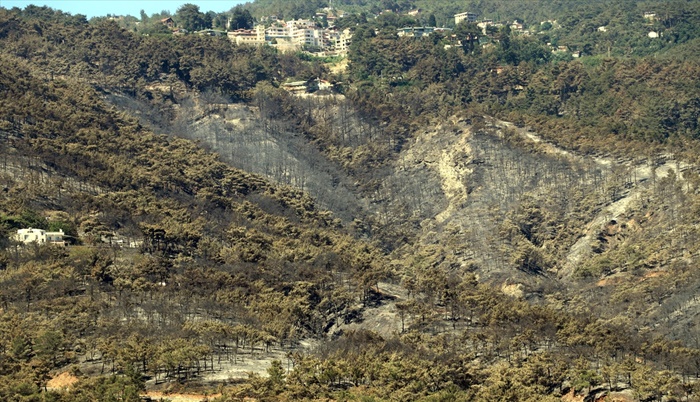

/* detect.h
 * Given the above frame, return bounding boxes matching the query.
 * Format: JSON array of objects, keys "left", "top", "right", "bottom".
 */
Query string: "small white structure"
[
  {"left": 648, "top": 31, "right": 659, "bottom": 38},
  {"left": 282, "top": 81, "right": 310, "bottom": 93},
  {"left": 14, "top": 228, "right": 65, "bottom": 246},
  {"left": 477, "top": 19, "right": 494, "bottom": 34},
  {"left": 318, "top": 79, "right": 333, "bottom": 91}
]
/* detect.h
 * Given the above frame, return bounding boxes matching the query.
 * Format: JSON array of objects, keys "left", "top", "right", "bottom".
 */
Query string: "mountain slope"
[
  {"left": 2, "top": 5, "right": 700, "bottom": 401},
  {"left": 0, "top": 52, "right": 395, "bottom": 394}
]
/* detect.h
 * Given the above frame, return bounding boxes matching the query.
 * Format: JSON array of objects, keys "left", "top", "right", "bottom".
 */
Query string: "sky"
[{"left": 1, "top": 0, "right": 251, "bottom": 19}]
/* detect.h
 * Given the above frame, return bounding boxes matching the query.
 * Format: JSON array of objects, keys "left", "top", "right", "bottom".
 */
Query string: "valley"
[{"left": 2, "top": 1, "right": 700, "bottom": 400}]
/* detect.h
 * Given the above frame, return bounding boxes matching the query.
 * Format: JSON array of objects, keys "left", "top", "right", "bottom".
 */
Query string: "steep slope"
[
  {"left": 0, "top": 53, "right": 394, "bottom": 392},
  {"left": 390, "top": 115, "right": 700, "bottom": 344},
  {"left": 107, "top": 91, "right": 370, "bottom": 224},
  {"left": 136, "top": 76, "right": 700, "bottom": 348},
  {"left": 123, "top": 76, "right": 700, "bottom": 345},
  {"left": 3, "top": 6, "right": 700, "bottom": 400}
]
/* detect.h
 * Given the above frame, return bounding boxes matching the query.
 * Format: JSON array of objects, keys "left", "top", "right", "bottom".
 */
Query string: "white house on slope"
[{"left": 14, "top": 228, "right": 65, "bottom": 246}]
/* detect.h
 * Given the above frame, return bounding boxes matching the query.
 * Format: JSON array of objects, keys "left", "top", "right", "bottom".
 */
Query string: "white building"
[
  {"left": 228, "top": 21, "right": 352, "bottom": 55},
  {"left": 326, "top": 28, "right": 352, "bottom": 54},
  {"left": 14, "top": 228, "right": 65, "bottom": 246},
  {"left": 455, "top": 12, "right": 478, "bottom": 25},
  {"left": 477, "top": 19, "right": 494, "bottom": 34},
  {"left": 510, "top": 20, "right": 524, "bottom": 32},
  {"left": 397, "top": 26, "right": 435, "bottom": 38},
  {"left": 296, "top": 26, "right": 325, "bottom": 48},
  {"left": 263, "top": 22, "right": 300, "bottom": 51},
  {"left": 227, "top": 24, "right": 266, "bottom": 46},
  {"left": 267, "top": 20, "right": 326, "bottom": 49}
]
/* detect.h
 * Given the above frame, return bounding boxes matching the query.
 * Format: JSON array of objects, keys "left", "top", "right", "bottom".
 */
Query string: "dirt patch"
[
  {"left": 561, "top": 389, "right": 585, "bottom": 402},
  {"left": 642, "top": 270, "right": 666, "bottom": 279},
  {"left": 596, "top": 275, "right": 627, "bottom": 287},
  {"left": 332, "top": 282, "right": 409, "bottom": 338},
  {"left": 142, "top": 340, "right": 318, "bottom": 388},
  {"left": 603, "top": 390, "right": 636, "bottom": 401},
  {"left": 46, "top": 371, "right": 79, "bottom": 390},
  {"left": 198, "top": 346, "right": 292, "bottom": 383},
  {"left": 597, "top": 270, "right": 667, "bottom": 287},
  {"left": 501, "top": 283, "right": 524, "bottom": 298},
  {"left": 329, "top": 59, "right": 348, "bottom": 74},
  {"left": 144, "top": 391, "right": 221, "bottom": 402}
]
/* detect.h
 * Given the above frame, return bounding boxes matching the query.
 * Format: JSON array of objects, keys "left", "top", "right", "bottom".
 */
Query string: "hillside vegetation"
[{"left": 1, "top": 2, "right": 700, "bottom": 401}]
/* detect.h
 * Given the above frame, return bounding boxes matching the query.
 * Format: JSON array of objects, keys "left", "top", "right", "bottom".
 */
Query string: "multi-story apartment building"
[
  {"left": 227, "top": 24, "right": 266, "bottom": 46},
  {"left": 455, "top": 12, "right": 478, "bottom": 25},
  {"left": 325, "top": 28, "right": 352, "bottom": 54},
  {"left": 228, "top": 20, "right": 352, "bottom": 55}
]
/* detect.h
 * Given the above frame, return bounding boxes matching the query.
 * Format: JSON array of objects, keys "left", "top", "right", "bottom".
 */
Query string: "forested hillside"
[
  {"left": 1, "top": 1, "right": 700, "bottom": 401},
  {"left": 245, "top": 0, "right": 700, "bottom": 55},
  {"left": 0, "top": 8, "right": 387, "bottom": 399}
]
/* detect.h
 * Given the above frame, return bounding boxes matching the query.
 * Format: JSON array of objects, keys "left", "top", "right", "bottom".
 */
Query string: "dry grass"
[{"left": 46, "top": 371, "right": 79, "bottom": 390}]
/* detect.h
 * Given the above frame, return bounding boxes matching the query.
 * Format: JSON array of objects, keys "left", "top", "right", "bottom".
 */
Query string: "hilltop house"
[
  {"left": 455, "top": 12, "right": 478, "bottom": 25},
  {"left": 14, "top": 228, "right": 65, "bottom": 246},
  {"left": 397, "top": 26, "right": 452, "bottom": 38},
  {"left": 161, "top": 17, "right": 175, "bottom": 29},
  {"left": 397, "top": 26, "right": 434, "bottom": 38}
]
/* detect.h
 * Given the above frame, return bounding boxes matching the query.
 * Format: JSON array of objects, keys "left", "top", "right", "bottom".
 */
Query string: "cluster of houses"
[
  {"left": 394, "top": 12, "right": 528, "bottom": 53},
  {"left": 448, "top": 10, "right": 660, "bottom": 56},
  {"left": 396, "top": 26, "right": 452, "bottom": 38},
  {"left": 156, "top": 8, "right": 663, "bottom": 57},
  {"left": 227, "top": 11, "right": 489, "bottom": 55},
  {"left": 227, "top": 20, "right": 353, "bottom": 56}
]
